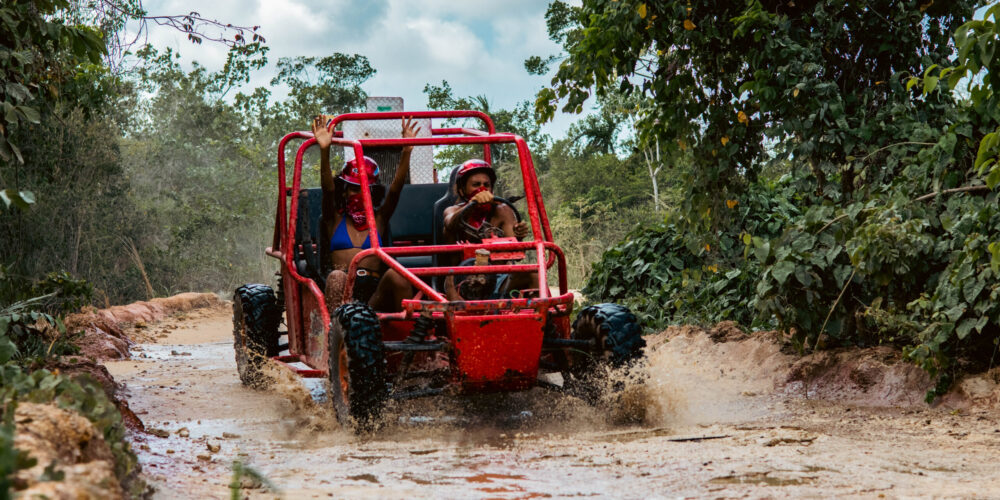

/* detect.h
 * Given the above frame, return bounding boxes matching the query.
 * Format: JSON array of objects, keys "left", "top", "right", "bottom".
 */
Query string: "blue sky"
[{"left": 141, "top": 0, "right": 587, "bottom": 137}]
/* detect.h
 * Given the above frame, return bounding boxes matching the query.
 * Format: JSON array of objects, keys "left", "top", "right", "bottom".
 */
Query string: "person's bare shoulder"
[{"left": 494, "top": 203, "right": 518, "bottom": 221}]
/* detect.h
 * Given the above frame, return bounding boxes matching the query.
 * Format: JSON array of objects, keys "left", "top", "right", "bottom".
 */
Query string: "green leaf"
[
  {"left": 772, "top": 260, "right": 794, "bottom": 285},
  {"left": 794, "top": 266, "right": 812, "bottom": 287},
  {"left": 975, "top": 131, "right": 999, "bottom": 170},
  {"left": 923, "top": 76, "right": 939, "bottom": 95},
  {"left": 38, "top": 373, "right": 61, "bottom": 391},
  {"left": 986, "top": 165, "right": 1000, "bottom": 189},
  {"left": 956, "top": 318, "right": 976, "bottom": 340},
  {"left": 5, "top": 138, "right": 22, "bottom": 163},
  {"left": 944, "top": 305, "right": 964, "bottom": 323},
  {"left": 1, "top": 189, "right": 34, "bottom": 210},
  {"left": 833, "top": 265, "right": 852, "bottom": 288},
  {"left": 0, "top": 336, "right": 15, "bottom": 364},
  {"left": 963, "top": 279, "right": 985, "bottom": 302},
  {"left": 5, "top": 82, "right": 29, "bottom": 101},
  {"left": 940, "top": 214, "right": 955, "bottom": 232},
  {"left": 753, "top": 238, "right": 771, "bottom": 261},
  {"left": 824, "top": 245, "right": 841, "bottom": 265},
  {"left": 846, "top": 204, "right": 863, "bottom": 222},
  {"left": 979, "top": 34, "right": 995, "bottom": 67},
  {"left": 976, "top": 315, "right": 989, "bottom": 334},
  {"left": 15, "top": 105, "right": 39, "bottom": 124},
  {"left": 791, "top": 234, "right": 816, "bottom": 253}
]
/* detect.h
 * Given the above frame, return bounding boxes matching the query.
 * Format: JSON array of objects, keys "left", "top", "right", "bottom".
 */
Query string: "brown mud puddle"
[{"left": 106, "top": 309, "right": 1000, "bottom": 499}]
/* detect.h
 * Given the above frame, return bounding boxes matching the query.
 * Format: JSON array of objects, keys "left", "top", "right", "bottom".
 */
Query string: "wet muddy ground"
[{"left": 105, "top": 306, "right": 1000, "bottom": 499}]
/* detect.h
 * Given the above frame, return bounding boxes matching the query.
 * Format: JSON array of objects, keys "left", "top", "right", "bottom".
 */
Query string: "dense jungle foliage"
[
  {"left": 536, "top": 0, "right": 1000, "bottom": 399},
  {"left": 0, "top": 0, "right": 671, "bottom": 489},
  {"left": 2, "top": 1, "right": 999, "bottom": 475}
]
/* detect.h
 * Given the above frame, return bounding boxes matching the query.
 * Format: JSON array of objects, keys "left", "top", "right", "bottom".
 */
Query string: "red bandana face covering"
[
  {"left": 464, "top": 186, "right": 492, "bottom": 229},
  {"left": 344, "top": 193, "right": 369, "bottom": 231}
]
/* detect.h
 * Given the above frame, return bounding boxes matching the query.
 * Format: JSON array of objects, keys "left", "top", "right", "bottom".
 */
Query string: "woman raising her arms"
[{"left": 310, "top": 115, "right": 419, "bottom": 312}]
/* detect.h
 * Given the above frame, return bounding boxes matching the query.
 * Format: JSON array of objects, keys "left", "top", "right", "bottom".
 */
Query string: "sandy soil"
[{"left": 105, "top": 306, "right": 1000, "bottom": 499}]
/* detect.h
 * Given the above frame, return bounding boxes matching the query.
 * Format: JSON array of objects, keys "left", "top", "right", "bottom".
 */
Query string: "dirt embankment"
[
  {"left": 650, "top": 321, "right": 1000, "bottom": 412},
  {"left": 11, "top": 293, "right": 225, "bottom": 499},
  {"left": 65, "top": 292, "right": 225, "bottom": 361},
  {"left": 12, "top": 403, "right": 125, "bottom": 499}
]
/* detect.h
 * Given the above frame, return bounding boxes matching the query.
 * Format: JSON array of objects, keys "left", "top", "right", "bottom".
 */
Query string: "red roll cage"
[{"left": 265, "top": 110, "right": 570, "bottom": 334}]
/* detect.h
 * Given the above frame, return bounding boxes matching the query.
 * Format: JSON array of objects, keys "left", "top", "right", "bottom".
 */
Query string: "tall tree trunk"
[
  {"left": 70, "top": 221, "right": 82, "bottom": 275},
  {"left": 644, "top": 140, "right": 663, "bottom": 212}
]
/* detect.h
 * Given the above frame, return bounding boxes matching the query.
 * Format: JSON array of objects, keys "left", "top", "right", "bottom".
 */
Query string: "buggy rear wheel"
[
  {"left": 233, "top": 284, "right": 282, "bottom": 389},
  {"left": 566, "top": 303, "right": 646, "bottom": 406},
  {"left": 327, "top": 302, "right": 389, "bottom": 432}
]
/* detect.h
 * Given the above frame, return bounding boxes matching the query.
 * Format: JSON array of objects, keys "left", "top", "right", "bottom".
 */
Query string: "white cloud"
[{"left": 139, "top": 0, "right": 592, "bottom": 136}]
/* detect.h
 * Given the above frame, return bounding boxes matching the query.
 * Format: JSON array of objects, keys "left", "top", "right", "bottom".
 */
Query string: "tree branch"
[
  {"left": 861, "top": 141, "right": 937, "bottom": 161},
  {"left": 914, "top": 185, "right": 992, "bottom": 202},
  {"left": 85, "top": 1, "right": 266, "bottom": 74},
  {"left": 817, "top": 267, "right": 857, "bottom": 351}
]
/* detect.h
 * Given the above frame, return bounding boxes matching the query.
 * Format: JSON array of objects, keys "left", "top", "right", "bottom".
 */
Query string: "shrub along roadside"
[
  {"left": 567, "top": 2, "right": 1000, "bottom": 402},
  {"left": 584, "top": 178, "right": 799, "bottom": 331},
  {"left": 585, "top": 174, "right": 999, "bottom": 402}
]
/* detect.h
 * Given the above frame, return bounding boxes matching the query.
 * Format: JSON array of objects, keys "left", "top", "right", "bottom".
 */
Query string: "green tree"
[
  {"left": 114, "top": 46, "right": 378, "bottom": 298},
  {"left": 0, "top": 0, "right": 105, "bottom": 209},
  {"left": 270, "top": 54, "right": 375, "bottom": 126},
  {"left": 544, "top": 0, "right": 1000, "bottom": 398},
  {"left": 424, "top": 80, "right": 549, "bottom": 169},
  {"left": 535, "top": 0, "right": 979, "bottom": 216}
]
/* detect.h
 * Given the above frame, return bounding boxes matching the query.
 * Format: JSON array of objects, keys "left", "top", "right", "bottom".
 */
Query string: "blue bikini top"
[{"left": 330, "top": 217, "right": 382, "bottom": 251}]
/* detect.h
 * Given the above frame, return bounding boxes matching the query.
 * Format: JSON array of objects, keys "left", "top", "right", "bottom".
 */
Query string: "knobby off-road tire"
[
  {"left": 328, "top": 302, "right": 389, "bottom": 432},
  {"left": 233, "top": 284, "right": 282, "bottom": 389},
  {"left": 567, "top": 303, "right": 646, "bottom": 405}
]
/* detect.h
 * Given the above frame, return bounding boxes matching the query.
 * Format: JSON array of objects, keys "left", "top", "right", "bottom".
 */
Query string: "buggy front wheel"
[
  {"left": 327, "top": 302, "right": 389, "bottom": 432},
  {"left": 565, "top": 303, "right": 646, "bottom": 406},
  {"left": 233, "top": 284, "right": 282, "bottom": 389}
]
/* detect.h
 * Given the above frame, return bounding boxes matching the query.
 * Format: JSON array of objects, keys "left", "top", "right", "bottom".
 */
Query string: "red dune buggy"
[{"left": 232, "top": 110, "right": 645, "bottom": 430}]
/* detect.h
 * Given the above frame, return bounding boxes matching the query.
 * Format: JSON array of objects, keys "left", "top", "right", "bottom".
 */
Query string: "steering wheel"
[{"left": 455, "top": 196, "right": 522, "bottom": 241}]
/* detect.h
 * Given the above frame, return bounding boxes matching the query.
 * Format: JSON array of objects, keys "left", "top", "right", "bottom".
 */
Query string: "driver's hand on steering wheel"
[
  {"left": 513, "top": 221, "right": 529, "bottom": 240},
  {"left": 469, "top": 190, "right": 494, "bottom": 205}
]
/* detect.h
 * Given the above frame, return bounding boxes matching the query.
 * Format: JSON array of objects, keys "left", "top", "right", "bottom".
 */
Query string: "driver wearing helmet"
[
  {"left": 311, "top": 115, "right": 419, "bottom": 312},
  {"left": 442, "top": 159, "right": 528, "bottom": 244},
  {"left": 442, "top": 159, "right": 532, "bottom": 300}
]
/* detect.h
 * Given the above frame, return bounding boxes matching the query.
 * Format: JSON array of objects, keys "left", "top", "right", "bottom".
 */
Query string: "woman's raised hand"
[
  {"left": 401, "top": 117, "right": 421, "bottom": 152},
  {"left": 311, "top": 114, "right": 333, "bottom": 149}
]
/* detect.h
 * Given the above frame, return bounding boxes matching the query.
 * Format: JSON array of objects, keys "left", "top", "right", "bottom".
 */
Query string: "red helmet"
[
  {"left": 337, "top": 155, "right": 384, "bottom": 205},
  {"left": 338, "top": 156, "right": 380, "bottom": 185},
  {"left": 455, "top": 159, "right": 496, "bottom": 191}
]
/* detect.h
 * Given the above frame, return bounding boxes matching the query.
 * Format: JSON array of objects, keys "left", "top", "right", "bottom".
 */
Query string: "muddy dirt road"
[{"left": 105, "top": 305, "right": 1000, "bottom": 499}]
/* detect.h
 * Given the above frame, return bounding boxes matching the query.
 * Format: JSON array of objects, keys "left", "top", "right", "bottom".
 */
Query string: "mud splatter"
[{"left": 106, "top": 306, "right": 1000, "bottom": 499}]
